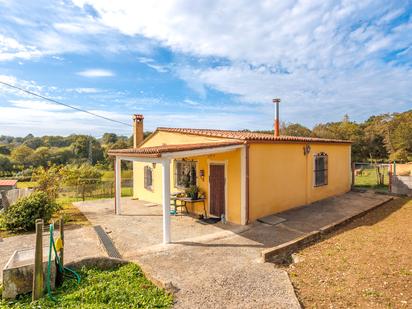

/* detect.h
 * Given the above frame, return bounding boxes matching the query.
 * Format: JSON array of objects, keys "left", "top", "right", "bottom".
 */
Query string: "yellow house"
[{"left": 109, "top": 114, "right": 352, "bottom": 243}]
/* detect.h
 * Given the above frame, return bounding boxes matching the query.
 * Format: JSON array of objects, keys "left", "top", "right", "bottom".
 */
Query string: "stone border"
[
  {"left": 65, "top": 256, "right": 177, "bottom": 294},
  {"left": 261, "top": 197, "right": 393, "bottom": 263}
]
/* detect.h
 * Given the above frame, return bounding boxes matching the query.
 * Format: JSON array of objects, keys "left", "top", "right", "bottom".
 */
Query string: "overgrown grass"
[
  {"left": 0, "top": 263, "right": 173, "bottom": 308},
  {"left": 354, "top": 167, "right": 389, "bottom": 191}
]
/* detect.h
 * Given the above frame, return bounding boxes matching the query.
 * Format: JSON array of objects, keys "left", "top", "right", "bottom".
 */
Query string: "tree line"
[
  {"left": 0, "top": 110, "right": 410, "bottom": 175},
  {"left": 0, "top": 133, "right": 137, "bottom": 176},
  {"left": 254, "top": 109, "right": 411, "bottom": 162}
]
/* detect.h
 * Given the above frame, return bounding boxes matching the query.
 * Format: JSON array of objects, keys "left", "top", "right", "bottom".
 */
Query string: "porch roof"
[{"left": 108, "top": 141, "right": 244, "bottom": 158}]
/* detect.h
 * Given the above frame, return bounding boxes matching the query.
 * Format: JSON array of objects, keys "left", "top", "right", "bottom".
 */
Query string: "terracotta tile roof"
[
  {"left": 108, "top": 141, "right": 244, "bottom": 157},
  {"left": 0, "top": 179, "right": 18, "bottom": 186},
  {"left": 157, "top": 127, "right": 351, "bottom": 144}
]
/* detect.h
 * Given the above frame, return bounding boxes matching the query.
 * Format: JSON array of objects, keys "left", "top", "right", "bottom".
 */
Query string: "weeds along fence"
[{"left": 58, "top": 178, "right": 133, "bottom": 201}]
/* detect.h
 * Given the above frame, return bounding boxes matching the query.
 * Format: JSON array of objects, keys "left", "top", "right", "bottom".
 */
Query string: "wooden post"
[
  {"left": 389, "top": 162, "right": 392, "bottom": 192},
  {"left": 351, "top": 162, "right": 355, "bottom": 186},
  {"left": 32, "top": 219, "right": 44, "bottom": 301}
]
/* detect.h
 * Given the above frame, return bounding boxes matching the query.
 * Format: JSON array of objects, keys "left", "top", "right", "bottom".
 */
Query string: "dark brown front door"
[{"left": 209, "top": 164, "right": 225, "bottom": 217}]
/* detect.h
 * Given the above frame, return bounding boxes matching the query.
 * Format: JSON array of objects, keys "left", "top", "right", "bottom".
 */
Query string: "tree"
[
  {"left": 0, "top": 144, "right": 11, "bottom": 155},
  {"left": 61, "top": 164, "right": 103, "bottom": 200},
  {"left": 71, "top": 135, "right": 104, "bottom": 164},
  {"left": 31, "top": 165, "right": 63, "bottom": 200},
  {"left": 101, "top": 133, "right": 118, "bottom": 145},
  {"left": 31, "top": 146, "right": 51, "bottom": 167},
  {"left": 280, "top": 123, "right": 312, "bottom": 137},
  {"left": 23, "top": 137, "right": 44, "bottom": 149},
  {"left": 11, "top": 145, "right": 34, "bottom": 167},
  {"left": 0, "top": 155, "right": 12, "bottom": 172}
]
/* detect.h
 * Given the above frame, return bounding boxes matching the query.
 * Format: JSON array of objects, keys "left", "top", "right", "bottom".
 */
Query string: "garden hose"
[{"left": 46, "top": 223, "right": 81, "bottom": 301}]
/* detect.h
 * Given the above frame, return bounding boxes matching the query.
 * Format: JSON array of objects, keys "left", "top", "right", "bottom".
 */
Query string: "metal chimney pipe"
[{"left": 272, "top": 98, "right": 281, "bottom": 137}]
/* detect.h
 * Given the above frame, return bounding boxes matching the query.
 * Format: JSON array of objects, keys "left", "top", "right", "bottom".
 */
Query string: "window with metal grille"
[
  {"left": 314, "top": 153, "right": 328, "bottom": 187},
  {"left": 174, "top": 160, "right": 197, "bottom": 188},
  {"left": 144, "top": 165, "right": 152, "bottom": 189}
]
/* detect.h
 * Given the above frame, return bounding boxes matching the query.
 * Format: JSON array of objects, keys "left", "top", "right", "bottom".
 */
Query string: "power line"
[{"left": 0, "top": 80, "right": 132, "bottom": 127}]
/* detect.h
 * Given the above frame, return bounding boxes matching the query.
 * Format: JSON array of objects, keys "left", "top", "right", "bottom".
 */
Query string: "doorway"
[{"left": 209, "top": 163, "right": 226, "bottom": 217}]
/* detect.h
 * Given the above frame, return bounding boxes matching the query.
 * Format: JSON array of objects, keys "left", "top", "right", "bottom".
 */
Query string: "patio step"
[{"left": 93, "top": 225, "right": 122, "bottom": 259}]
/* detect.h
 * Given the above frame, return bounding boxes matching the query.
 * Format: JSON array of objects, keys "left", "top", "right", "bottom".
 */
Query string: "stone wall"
[{"left": 391, "top": 176, "right": 412, "bottom": 196}]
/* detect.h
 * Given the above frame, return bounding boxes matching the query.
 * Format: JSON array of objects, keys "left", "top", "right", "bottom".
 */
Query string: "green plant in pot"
[{"left": 185, "top": 185, "right": 200, "bottom": 200}]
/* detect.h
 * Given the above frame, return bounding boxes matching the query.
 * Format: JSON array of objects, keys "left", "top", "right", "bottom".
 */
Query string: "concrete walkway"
[{"left": 73, "top": 191, "right": 392, "bottom": 308}]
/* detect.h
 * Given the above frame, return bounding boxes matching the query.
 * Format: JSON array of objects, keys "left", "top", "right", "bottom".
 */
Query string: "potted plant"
[{"left": 185, "top": 185, "right": 200, "bottom": 200}]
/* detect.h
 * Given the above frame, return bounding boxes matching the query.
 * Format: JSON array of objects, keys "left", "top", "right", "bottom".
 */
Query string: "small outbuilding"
[
  {"left": 0, "top": 179, "right": 18, "bottom": 191},
  {"left": 109, "top": 114, "right": 352, "bottom": 244}
]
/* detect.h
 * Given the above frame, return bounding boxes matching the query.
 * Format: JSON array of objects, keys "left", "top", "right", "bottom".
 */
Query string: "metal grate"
[{"left": 93, "top": 225, "right": 122, "bottom": 259}]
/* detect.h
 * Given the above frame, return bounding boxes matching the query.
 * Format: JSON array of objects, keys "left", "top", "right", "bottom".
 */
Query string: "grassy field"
[
  {"left": 0, "top": 263, "right": 173, "bottom": 308},
  {"left": 354, "top": 167, "right": 389, "bottom": 191},
  {"left": 286, "top": 197, "right": 411, "bottom": 308}
]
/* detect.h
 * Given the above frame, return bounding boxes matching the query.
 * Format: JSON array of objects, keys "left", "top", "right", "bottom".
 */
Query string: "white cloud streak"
[{"left": 76, "top": 69, "right": 114, "bottom": 77}]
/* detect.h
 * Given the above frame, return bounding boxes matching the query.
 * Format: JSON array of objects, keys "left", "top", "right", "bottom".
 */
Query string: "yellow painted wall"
[
  {"left": 248, "top": 143, "right": 351, "bottom": 221},
  {"left": 133, "top": 149, "right": 242, "bottom": 224},
  {"left": 142, "top": 131, "right": 233, "bottom": 147},
  {"left": 391, "top": 163, "right": 412, "bottom": 176}
]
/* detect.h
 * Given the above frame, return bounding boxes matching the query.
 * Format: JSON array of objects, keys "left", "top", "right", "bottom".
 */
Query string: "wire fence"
[{"left": 58, "top": 179, "right": 133, "bottom": 201}]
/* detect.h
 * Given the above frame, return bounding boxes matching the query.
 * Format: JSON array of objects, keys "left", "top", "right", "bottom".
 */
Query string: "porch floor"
[{"left": 74, "top": 197, "right": 245, "bottom": 258}]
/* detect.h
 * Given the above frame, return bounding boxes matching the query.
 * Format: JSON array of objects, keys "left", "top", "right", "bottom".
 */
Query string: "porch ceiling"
[{"left": 108, "top": 141, "right": 244, "bottom": 159}]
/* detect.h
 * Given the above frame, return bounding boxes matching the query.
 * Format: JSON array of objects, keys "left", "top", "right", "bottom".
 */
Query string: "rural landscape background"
[{"left": 1, "top": 109, "right": 411, "bottom": 177}]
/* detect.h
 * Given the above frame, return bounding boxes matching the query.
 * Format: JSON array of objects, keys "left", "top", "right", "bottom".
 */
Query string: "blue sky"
[{"left": 0, "top": 0, "right": 411, "bottom": 137}]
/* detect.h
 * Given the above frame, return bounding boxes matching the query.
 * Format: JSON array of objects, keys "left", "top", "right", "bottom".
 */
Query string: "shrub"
[{"left": 2, "top": 191, "right": 61, "bottom": 232}]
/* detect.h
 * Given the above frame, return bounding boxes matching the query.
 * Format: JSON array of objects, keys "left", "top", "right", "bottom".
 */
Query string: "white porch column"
[
  {"left": 162, "top": 159, "right": 171, "bottom": 244},
  {"left": 115, "top": 156, "right": 122, "bottom": 215}
]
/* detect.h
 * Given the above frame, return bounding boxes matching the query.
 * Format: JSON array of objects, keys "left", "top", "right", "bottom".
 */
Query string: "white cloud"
[
  {"left": 68, "top": 87, "right": 102, "bottom": 93},
  {"left": 71, "top": 0, "right": 412, "bottom": 125},
  {"left": 77, "top": 69, "right": 114, "bottom": 77},
  {"left": 0, "top": 34, "right": 43, "bottom": 61},
  {"left": 9, "top": 99, "right": 69, "bottom": 111},
  {"left": 137, "top": 57, "right": 169, "bottom": 73}
]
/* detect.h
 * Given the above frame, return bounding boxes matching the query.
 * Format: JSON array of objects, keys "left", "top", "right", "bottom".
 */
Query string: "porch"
[
  {"left": 109, "top": 141, "right": 248, "bottom": 244},
  {"left": 74, "top": 197, "right": 246, "bottom": 258}
]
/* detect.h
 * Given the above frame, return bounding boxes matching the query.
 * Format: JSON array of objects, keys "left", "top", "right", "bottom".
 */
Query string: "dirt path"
[{"left": 286, "top": 197, "right": 412, "bottom": 308}]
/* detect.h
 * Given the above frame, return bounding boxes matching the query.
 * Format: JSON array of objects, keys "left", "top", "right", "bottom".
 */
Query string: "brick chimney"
[{"left": 133, "top": 114, "right": 144, "bottom": 148}]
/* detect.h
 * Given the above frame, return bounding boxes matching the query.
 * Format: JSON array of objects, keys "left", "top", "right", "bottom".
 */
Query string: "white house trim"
[
  {"left": 161, "top": 159, "right": 171, "bottom": 244},
  {"left": 240, "top": 145, "right": 247, "bottom": 225}
]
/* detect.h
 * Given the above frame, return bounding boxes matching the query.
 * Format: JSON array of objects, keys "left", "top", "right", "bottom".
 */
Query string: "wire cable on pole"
[{"left": 0, "top": 80, "right": 132, "bottom": 127}]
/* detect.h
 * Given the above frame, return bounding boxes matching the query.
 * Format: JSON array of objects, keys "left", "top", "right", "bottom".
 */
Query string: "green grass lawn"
[
  {"left": 0, "top": 263, "right": 173, "bottom": 308},
  {"left": 101, "top": 170, "right": 133, "bottom": 181},
  {"left": 354, "top": 167, "right": 389, "bottom": 191}
]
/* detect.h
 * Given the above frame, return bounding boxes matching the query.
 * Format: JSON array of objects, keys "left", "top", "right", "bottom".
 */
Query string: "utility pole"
[{"left": 88, "top": 136, "right": 93, "bottom": 164}]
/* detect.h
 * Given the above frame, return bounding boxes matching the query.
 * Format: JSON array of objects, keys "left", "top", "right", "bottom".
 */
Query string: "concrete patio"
[{"left": 74, "top": 198, "right": 248, "bottom": 258}]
